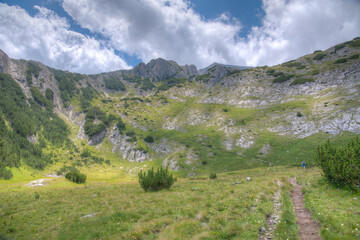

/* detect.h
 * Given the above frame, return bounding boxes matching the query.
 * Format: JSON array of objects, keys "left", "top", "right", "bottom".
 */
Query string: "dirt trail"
[{"left": 289, "top": 178, "right": 321, "bottom": 240}]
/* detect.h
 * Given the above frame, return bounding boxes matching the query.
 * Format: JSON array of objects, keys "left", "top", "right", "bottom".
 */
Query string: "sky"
[{"left": 0, "top": 0, "right": 359, "bottom": 74}]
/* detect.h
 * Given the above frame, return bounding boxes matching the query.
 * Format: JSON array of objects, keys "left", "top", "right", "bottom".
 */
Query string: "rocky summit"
[{"left": 0, "top": 37, "right": 360, "bottom": 175}]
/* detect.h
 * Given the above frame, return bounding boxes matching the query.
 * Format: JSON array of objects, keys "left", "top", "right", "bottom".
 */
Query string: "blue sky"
[{"left": 0, "top": 0, "right": 359, "bottom": 73}]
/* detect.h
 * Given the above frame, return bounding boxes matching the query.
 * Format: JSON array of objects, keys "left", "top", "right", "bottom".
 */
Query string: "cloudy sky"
[{"left": 0, "top": 0, "right": 359, "bottom": 74}]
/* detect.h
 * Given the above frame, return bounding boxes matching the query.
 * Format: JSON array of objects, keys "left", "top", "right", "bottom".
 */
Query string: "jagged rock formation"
[
  {"left": 108, "top": 127, "right": 149, "bottom": 162},
  {"left": 130, "top": 58, "right": 197, "bottom": 81}
]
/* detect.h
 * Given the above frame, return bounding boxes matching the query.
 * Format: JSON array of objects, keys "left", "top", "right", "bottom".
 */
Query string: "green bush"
[
  {"left": 296, "top": 112, "right": 303, "bottom": 117},
  {"left": 45, "top": 88, "right": 54, "bottom": 100},
  {"left": 266, "top": 69, "right": 275, "bottom": 75},
  {"left": 282, "top": 61, "right": 304, "bottom": 69},
  {"left": 65, "top": 171, "right": 86, "bottom": 184},
  {"left": 349, "top": 54, "right": 359, "bottom": 59},
  {"left": 313, "top": 53, "right": 326, "bottom": 60},
  {"left": 144, "top": 135, "right": 154, "bottom": 143},
  {"left": 51, "top": 69, "right": 84, "bottom": 107},
  {"left": 334, "top": 43, "right": 346, "bottom": 51},
  {"left": 334, "top": 58, "right": 347, "bottom": 64},
  {"left": 84, "top": 121, "right": 106, "bottom": 137},
  {"left": 83, "top": 107, "right": 114, "bottom": 138},
  {"left": 25, "top": 62, "right": 41, "bottom": 85},
  {"left": 140, "top": 78, "right": 156, "bottom": 91},
  {"left": 315, "top": 138, "right": 360, "bottom": 190},
  {"left": 0, "top": 167, "right": 13, "bottom": 180},
  {"left": 104, "top": 76, "right": 126, "bottom": 91},
  {"left": 273, "top": 74, "right": 294, "bottom": 83},
  {"left": 30, "top": 87, "right": 49, "bottom": 108},
  {"left": 34, "top": 192, "right": 40, "bottom": 199},
  {"left": 290, "top": 78, "right": 314, "bottom": 86},
  {"left": 349, "top": 39, "right": 360, "bottom": 48},
  {"left": 117, "top": 119, "right": 126, "bottom": 132},
  {"left": 138, "top": 167, "right": 176, "bottom": 192},
  {"left": 209, "top": 172, "right": 217, "bottom": 179}
]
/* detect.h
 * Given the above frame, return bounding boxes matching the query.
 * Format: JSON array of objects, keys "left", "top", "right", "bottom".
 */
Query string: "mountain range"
[{"left": 0, "top": 37, "right": 359, "bottom": 179}]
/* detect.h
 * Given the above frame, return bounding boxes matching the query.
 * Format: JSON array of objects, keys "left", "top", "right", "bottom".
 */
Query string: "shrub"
[
  {"left": 209, "top": 172, "right": 217, "bottom": 179},
  {"left": 309, "top": 70, "right": 320, "bottom": 75},
  {"left": 138, "top": 167, "right": 176, "bottom": 191},
  {"left": 116, "top": 119, "right": 126, "bottom": 132},
  {"left": 65, "top": 171, "right": 87, "bottom": 184},
  {"left": 202, "top": 160, "right": 208, "bottom": 165},
  {"left": 282, "top": 61, "right": 304, "bottom": 69},
  {"left": 315, "top": 138, "right": 360, "bottom": 190},
  {"left": 273, "top": 74, "right": 294, "bottom": 83},
  {"left": 144, "top": 135, "right": 154, "bottom": 143},
  {"left": 140, "top": 78, "right": 156, "bottom": 91},
  {"left": 30, "top": 87, "right": 49, "bottom": 107},
  {"left": 45, "top": 88, "right": 54, "bottom": 100},
  {"left": 290, "top": 78, "right": 314, "bottom": 86},
  {"left": 313, "top": 53, "right": 326, "bottom": 60},
  {"left": 272, "top": 72, "right": 284, "bottom": 77},
  {"left": 296, "top": 112, "right": 303, "bottom": 117},
  {"left": 104, "top": 76, "right": 126, "bottom": 91},
  {"left": 34, "top": 192, "right": 40, "bottom": 199},
  {"left": 334, "top": 58, "right": 347, "bottom": 64},
  {"left": 266, "top": 69, "right": 275, "bottom": 75},
  {"left": 80, "top": 149, "right": 91, "bottom": 158},
  {"left": 334, "top": 43, "right": 346, "bottom": 51},
  {"left": 84, "top": 121, "right": 106, "bottom": 137},
  {"left": 349, "top": 39, "right": 360, "bottom": 48},
  {"left": 0, "top": 167, "right": 13, "bottom": 180},
  {"left": 349, "top": 54, "right": 359, "bottom": 59}
]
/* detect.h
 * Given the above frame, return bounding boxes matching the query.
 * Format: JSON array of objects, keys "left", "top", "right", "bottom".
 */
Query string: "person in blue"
[{"left": 302, "top": 161, "right": 306, "bottom": 169}]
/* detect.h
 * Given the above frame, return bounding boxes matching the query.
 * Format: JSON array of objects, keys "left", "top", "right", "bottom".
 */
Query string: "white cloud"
[
  {"left": 0, "top": 3, "right": 130, "bottom": 74},
  {"left": 1, "top": 0, "right": 359, "bottom": 73},
  {"left": 62, "top": 0, "right": 360, "bottom": 68},
  {"left": 244, "top": 0, "right": 360, "bottom": 66}
]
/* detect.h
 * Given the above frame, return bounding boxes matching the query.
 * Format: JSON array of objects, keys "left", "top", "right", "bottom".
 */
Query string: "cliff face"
[
  {"left": 0, "top": 49, "right": 10, "bottom": 74},
  {"left": 0, "top": 37, "right": 359, "bottom": 168}
]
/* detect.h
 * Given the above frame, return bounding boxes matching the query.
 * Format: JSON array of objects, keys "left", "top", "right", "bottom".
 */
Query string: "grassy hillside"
[{"left": 0, "top": 37, "right": 359, "bottom": 180}]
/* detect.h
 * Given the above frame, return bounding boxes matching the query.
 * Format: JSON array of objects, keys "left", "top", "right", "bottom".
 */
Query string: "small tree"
[
  {"left": 138, "top": 167, "right": 176, "bottom": 191},
  {"left": 209, "top": 172, "right": 217, "bottom": 179}
]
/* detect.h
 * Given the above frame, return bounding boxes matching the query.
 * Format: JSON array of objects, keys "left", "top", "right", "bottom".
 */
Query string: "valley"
[{"left": 0, "top": 37, "right": 360, "bottom": 239}]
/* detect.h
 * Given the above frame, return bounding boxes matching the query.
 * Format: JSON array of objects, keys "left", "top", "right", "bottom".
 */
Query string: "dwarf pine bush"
[
  {"left": 315, "top": 138, "right": 360, "bottom": 190},
  {"left": 65, "top": 171, "right": 86, "bottom": 184},
  {"left": 209, "top": 172, "right": 217, "bottom": 179},
  {"left": 138, "top": 167, "right": 176, "bottom": 191}
]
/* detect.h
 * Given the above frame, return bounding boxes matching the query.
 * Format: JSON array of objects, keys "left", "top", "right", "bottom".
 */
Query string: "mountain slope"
[{"left": 0, "top": 37, "right": 359, "bottom": 179}]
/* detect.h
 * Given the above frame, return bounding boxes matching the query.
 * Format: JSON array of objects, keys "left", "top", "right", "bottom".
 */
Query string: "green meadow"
[{"left": 1, "top": 166, "right": 359, "bottom": 240}]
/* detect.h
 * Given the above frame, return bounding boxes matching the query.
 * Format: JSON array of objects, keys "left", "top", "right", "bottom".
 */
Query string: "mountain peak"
[{"left": 131, "top": 58, "right": 197, "bottom": 81}]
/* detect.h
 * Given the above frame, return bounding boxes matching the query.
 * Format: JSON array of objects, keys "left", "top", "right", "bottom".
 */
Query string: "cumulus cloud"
[
  {"left": 244, "top": 0, "right": 360, "bottom": 66},
  {"left": 1, "top": 0, "right": 359, "bottom": 73},
  {"left": 0, "top": 3, "right": 130, "bottom": 74},
  {"left": 62, "top": 0, "right": 360, "bottom": 68},
  {"left": 62, "top": 0, "right": 242, "bottom": 67}
]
